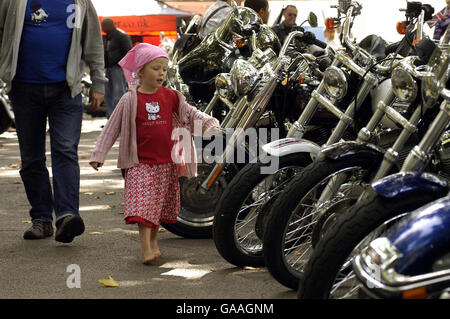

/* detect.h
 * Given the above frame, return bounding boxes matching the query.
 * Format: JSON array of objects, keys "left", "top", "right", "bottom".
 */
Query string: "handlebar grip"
[
  {"left": 385, "top": 41, "right": 400, "bottom": 55},
  {"left": 312, "top": 38, "right": 327, "bottom": 49}
]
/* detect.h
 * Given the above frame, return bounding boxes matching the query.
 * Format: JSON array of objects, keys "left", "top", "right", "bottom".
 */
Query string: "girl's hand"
[{"left": 90, "top": 162, "right": 103, "bottom": 171}]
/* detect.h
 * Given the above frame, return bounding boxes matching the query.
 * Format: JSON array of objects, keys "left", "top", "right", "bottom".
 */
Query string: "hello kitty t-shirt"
[{"left": 136, "top": 87, "right": 179, "bottom": 164}]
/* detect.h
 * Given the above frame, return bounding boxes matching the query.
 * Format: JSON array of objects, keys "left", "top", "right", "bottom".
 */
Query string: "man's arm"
[
  {"left": 0, "top": 0, "right": 10, "bottom": 52},
  {"left": 82, "top": 0, "right": 108, "bottom": 110}
]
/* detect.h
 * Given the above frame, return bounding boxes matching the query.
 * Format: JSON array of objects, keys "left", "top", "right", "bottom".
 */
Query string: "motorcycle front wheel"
[
  {"left": 297, "top": 189, "right": 447, "bottom": 299},
  {"left": 213, "top": 153, "right": 311, "bottom": 268},
  {"left": 162, "top": 162, "right": 236, "bottom": 238},
  {"left": 262, "top": 155, "right": 376, "bottom": 290}
]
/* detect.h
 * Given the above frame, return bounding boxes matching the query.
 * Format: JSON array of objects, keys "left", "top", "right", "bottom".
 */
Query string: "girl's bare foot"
[{"left": 142, "top": 249, "right": 161, "bottom": 264}]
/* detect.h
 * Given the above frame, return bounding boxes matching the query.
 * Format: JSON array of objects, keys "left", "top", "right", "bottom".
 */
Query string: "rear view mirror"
[{"left": 308, "top": 12, "right": 318, "bottom": 27}]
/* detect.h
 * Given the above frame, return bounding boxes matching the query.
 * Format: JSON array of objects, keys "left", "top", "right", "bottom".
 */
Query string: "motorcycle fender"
[
  {"left": 320, "top": 141, "right": 385, "bottom": 163},
  {"left": 261, "top": 138, "right": 321, "bottom": 160},
  {"left": 386, "top": 195, "right": 450, "bottom": 275},
  {"left": 372, "top": 172, "right": 448, "bottom": 199}
]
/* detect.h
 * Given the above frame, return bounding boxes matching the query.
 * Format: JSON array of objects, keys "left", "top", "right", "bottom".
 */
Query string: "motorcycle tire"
[
  {"left": 213, "top": 152, "right": 312, "bottom": 268},
  {"left": 162, "top": 216, "right": 213, "bottom": 239},
  {"left": 263, "top": 155, "right": 377, "bottom": 290},
  {"left": 297, "top": 189, "right": 447, "bottom": 299}
]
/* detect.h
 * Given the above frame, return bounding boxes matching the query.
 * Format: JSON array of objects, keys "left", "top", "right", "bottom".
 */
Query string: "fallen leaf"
[
  {"left": 98, "top": 276, "right": 119, "bottom": 287},
  {"left": 84, "top": 192, "right": 94, "bottom": 195},
  {"left": 94, "top": 196, "right": 100, "bottom": 199},
  {"left": 243, "top": 266, "right": 259, "bottom": 271},
  {"left": 104, "top": 192, "right": 116, "bottom": 195},
  {"left": 8, "top": 164, "right": 19, "bottom": 168},
  {"left": 80, "top": 155, "right": 89, "bottom": 159},
  {"left": 10, "top": 181, "right": 22, "bottom": 184},
  {"left": 22, "top": 221, "right": 31, "bottom": 224},
  {"left": 158, "top": 227, "right": 166, "bottom": 233}
]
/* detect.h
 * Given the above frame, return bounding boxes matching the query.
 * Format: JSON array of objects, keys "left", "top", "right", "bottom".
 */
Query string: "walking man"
[
  {"left": 0, "top": 0, "right": 107, "bottom": 242},
  {"left": 101, "top": 18, "right": 133, "bottom": 118}
]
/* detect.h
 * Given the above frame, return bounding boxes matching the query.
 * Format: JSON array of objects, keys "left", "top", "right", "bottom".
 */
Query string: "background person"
[
  {"left": 198, "top": 0, "right": 233, "bottom": 40},
  {"left": 244, "top": 0, "right": 270, "bottom": 24},
  {"left": 101, "top": 18, "right": 133, "bottom": 118},
  {"left": 433, "top": 0, "right": 450, "bottom": 43},
  {"left": 272, "top": 5, "right": 298, "bottom": 44}
]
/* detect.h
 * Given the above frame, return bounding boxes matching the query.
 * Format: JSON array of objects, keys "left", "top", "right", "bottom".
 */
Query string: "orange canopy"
[
  {"left": 93, "top": 0, "right": 192, "bottom": 45},
  {"left": 99, "top": 15, "right": 178, "bottom": 43}
]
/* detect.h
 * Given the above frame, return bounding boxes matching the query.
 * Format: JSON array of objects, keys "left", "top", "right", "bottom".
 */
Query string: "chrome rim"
[
  {"left": 329, "top": 213, "right": 408, "bottom": 299},
  {"left": 281, "top": 166, "right": 368, "bottom": 276},
  {"left": 234, "top": 166, "right": 303, "bottom": 255}
]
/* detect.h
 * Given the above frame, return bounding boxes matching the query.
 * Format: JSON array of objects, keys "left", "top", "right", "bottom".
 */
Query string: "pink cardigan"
[{"left": 90, "top": 87, "right": 220, "bottom": 177}]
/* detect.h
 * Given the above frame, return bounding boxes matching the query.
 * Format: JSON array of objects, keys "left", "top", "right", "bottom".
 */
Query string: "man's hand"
[{"left": 89, "top": 91, "right": 104, "bottom": 112}]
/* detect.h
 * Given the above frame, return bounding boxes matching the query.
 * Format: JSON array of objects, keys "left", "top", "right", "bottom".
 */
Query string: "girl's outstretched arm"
[
  {"left": 181, "top": 97, "right": 220, "bottom": 136},
  {"left": 90, "top": 93, "right": 129, "bottom": 165}
]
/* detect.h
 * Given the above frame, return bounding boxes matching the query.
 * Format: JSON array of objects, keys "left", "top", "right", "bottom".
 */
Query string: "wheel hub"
[{"left": 180, "top": 164, "right": 226, "bottom": 215}]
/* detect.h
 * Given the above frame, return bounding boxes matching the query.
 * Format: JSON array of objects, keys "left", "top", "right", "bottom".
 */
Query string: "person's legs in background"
[{"left": 105, "top": 65, "right": 128, "bottom": 118}]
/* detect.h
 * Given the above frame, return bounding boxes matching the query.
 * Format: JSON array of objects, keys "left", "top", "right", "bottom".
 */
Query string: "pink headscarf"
[{"left": 118, "top": 43, "right": 169, "bottom": 85}]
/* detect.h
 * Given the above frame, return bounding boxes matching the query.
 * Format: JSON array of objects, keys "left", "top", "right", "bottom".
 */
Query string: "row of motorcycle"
[{"left": 166, "top": 0, "right": 450, "bottom": 299}]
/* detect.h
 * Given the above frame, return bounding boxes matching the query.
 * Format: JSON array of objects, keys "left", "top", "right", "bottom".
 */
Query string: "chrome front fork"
[
  {"left": 315, "top": 89, "right": 396, "bottom": 207},
  {"left": 401, "top": 99, "right": 450, "bottom": 172}
]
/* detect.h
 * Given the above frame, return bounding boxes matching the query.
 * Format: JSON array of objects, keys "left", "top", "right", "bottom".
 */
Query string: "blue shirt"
[{"left": 15, "top": 0, "right": 75, "bottom": 83}]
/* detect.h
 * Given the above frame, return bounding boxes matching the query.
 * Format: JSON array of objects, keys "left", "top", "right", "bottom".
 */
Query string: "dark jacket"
[
  {"left": 104, "top": 28, "right": 133, "bottom": 68},
  {"left": 272, "top": 22, "right": 302, "bottom": 45}
]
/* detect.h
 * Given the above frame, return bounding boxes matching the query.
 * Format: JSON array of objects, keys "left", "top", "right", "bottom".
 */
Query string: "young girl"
[{"left": 89, "top": 43, "right": 220, "bottom": 264}]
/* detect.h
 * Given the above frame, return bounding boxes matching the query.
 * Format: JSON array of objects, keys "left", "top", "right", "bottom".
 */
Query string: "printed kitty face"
[
  {"left": 145, "top": 102, "right": 160, "bottom": 114},
  {"left": 145, "top": 102, "right": 161, "bottom": 121}
]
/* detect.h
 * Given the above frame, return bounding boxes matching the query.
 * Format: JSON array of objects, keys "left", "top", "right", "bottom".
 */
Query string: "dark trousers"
[
  {"left": 105, "top": 65, "right": 127, "bottom": 118},
  {"left": 9, "top": 81, "right": 82, "bottom": 224}
]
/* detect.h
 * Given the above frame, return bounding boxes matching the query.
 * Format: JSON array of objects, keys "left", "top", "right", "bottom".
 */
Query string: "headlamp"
[
  {"left": 230, "top": 59, "right": 259, "bottom": 96},
  {"left": 391, "top": 67, "right": 418, "bottom": 103},
  {"left": 323, "top": 66, "right": 348, "bottom": 100}
]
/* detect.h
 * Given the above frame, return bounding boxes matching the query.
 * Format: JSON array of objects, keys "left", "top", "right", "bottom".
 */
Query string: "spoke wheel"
[
  {"left": 213, "top": 153, "right": 312, "bottom": 267},
  {"left": 263, "top": 155, "right": 377, "bottom": 289}
]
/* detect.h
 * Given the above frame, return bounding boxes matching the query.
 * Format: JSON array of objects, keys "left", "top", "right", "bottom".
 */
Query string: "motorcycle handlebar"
[{"left": 312, "top": 38, "right": 327, "bottom": 49}]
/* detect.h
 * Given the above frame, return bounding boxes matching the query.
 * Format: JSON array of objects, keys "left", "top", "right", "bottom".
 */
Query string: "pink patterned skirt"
[{"left": 124, "top": 162, "right": 180, "bottom": 229}]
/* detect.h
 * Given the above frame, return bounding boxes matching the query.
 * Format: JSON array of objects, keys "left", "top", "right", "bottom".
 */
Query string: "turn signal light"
[
  {"left": 402, "top": 287, "right": 427, "bottom": 299},
  {"left": 325, "top": 17, "right": 335, "bottom": 30},
  {"left": 397, "top": 21, "right": 406, "bottom": 35},
  {"left": 236, "top": 38, "right": 244, "bottom": 48}
]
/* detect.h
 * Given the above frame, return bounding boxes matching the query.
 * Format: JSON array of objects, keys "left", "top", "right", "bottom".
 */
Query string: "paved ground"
[{"left": 0, "top": 116, "right": 296, "bottom": 299}]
